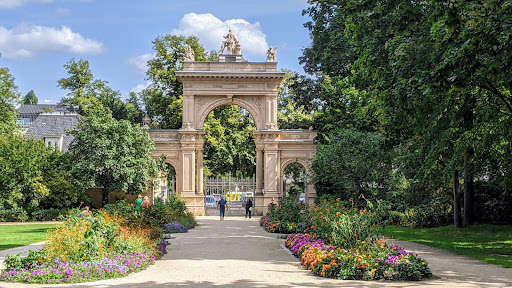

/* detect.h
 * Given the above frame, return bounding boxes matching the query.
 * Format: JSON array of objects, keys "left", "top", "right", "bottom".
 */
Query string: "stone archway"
[
  {"left": 149, "top": 39, "right": 317, "bottom": 215},
  {"left": 280, "top": 159, "right": 315, "bottom": 203}
]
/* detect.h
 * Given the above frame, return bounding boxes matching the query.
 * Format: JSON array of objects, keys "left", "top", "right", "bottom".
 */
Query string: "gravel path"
[{"left": 1, "top": 216, "right": 511, "bottom": 287}]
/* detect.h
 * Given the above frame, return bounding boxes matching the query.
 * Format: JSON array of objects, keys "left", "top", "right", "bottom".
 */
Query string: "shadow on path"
[{"left": 0, "top": 216, "right": 511, "bottom": 288}]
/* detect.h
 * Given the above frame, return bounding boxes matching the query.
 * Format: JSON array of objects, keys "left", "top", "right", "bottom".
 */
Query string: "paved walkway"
[{"left": 0, "top": 216, "right": 511, "bottom": 287}]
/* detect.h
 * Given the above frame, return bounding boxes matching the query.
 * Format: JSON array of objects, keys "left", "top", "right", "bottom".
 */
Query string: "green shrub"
[
  {"left": 103, "top": 195, "right": 195, "bottom": 231},
  {"left": 30, "top": 208, "right": 68, "bottom": 221},
  {"left": 306, "top": 198, "right": 379, "bottom": 249},
  {"left": 401, "top": 201, "right": 452, "bottom": 228},
  {"left": 0, "top": 207, "right": 29, "bottom": 222}
]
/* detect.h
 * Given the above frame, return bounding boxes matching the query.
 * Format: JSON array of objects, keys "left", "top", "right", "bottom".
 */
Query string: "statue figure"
[
  {"left": 184, "top": 45, "right": 194, "bottom": 61},
  {"left": 266, "top": 46, "right": 277, "bottom": 62},
  {"left": 219, "top": 30, "right": 240, "bottom": 55}
]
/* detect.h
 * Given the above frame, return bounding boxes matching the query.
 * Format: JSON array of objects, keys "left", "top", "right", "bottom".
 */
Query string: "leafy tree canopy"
[
  {"left": 0, "top": 133, "right": 79, "bottom": 211},
  {"left": 22, "top": 90, "right": 38, "bottom": 105},
  {"left": 58, "top": 58, "right": 128, "bottom": 120},
  {"left": 310, "top": 128, "right": 391, "bottom": 200},
  {"left": 68, "top": 114, "right": 158, "bottom": 203},
  {"left": 0, "top": 67, "right": 20, "bottom": 134}
]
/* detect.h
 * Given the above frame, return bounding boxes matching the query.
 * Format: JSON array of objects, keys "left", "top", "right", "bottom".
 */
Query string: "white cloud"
[
  {"left": 130, "top": 82, "right": 150, "bottom": 94},
  {"left": 172, "top": 13, "right": 269, "bottom": 58},
  {"left": 0, "top": 0, "right": 52, "bottom": 9},
  {"left": 127, "top": 53, "right": 154, "bottom": 74},
  {"left": 0, "top": 24, "right": 104, "bottom": 59}
]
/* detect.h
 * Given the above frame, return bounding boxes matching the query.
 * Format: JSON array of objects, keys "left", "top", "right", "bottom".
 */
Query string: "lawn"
[
  {"left": 378, "top": 224, "right": 512, "bottom": 268},
  {"left": 0, "top": 224, "right": 58, "bottom": 251}
]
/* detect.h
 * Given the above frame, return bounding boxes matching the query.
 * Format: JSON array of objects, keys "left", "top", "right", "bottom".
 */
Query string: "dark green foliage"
[
  {"left": 142, "top": 35, "right": 213, "bottom": 129},
  {"left": 0, "top": 207, "right": 29, "bottom": 222},
  {"left": 103, "top": 194, "right": 195, "bottom": 230},
  {"left": 30, "top": 208, "right": 70, "bottom": 221},
  {"left": 22, "top": 90, "right": 38, "bottom": 105},
  {"left": 310, "top": 128, "right": 391, "bottom": 200},
  {"left": 68, "top": 115, "right": 158, "bottom": 203},
  {"left": 0, "top": 133, "right": 81, "bottom": 213},
  {"left": 302, "top": 0, "right": 512, "bottom": 227}
]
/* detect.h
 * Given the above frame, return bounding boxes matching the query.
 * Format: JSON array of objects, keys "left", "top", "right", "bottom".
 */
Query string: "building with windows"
[
  {"left": 16, "top": 104, "right": 59, "bottom": 128},
  {"left": 24, "top": 112, "right": 81, "bottom": 151}
]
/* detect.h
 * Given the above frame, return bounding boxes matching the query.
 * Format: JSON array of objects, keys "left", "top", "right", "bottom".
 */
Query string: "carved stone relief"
[
  {"left": 265, "top": 122, "right": 278, "bottom": 130},
  {"left": 282, "top": 133, "right": 311, "bottom": 140},
  {"left": 149, "top": 131, "right": 179, "bottom": 140},
  {"left": 179, "top": 133, "right": 196, "bottom": 141},
  {"left": 182, "top": 122, "right": 195, "bottom": 130}
]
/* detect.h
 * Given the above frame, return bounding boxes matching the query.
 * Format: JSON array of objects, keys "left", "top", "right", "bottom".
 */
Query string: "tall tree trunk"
[
  {"left": 463, "top": 94, "right": 475, "bottom": 227},
  {"left": 463, "top": 147, "right": 475, "bottom": 226},
  {"left": 453, "top": 167, "right": 462, "bottom": 228}
]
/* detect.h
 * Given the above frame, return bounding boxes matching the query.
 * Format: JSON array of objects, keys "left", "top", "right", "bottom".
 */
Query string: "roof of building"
[
  {"left": 25, "top": 114, "right": 81, "bottom": 151},
  {"left": 17, "top": 104, "right": 60, "bottom": 115}
]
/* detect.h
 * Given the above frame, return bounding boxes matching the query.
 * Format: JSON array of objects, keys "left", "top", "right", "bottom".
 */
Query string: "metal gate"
[{"left": 204, "top": 174, "right": 255, "bottom": 216}]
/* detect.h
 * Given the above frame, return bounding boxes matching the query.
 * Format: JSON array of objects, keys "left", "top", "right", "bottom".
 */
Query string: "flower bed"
[
  {"left": 0, "top": 195, "right": 195, "bottom": 284},
  {"left": 285, "top": 233, "right": 432, "bottom": 280},
  {"left": 263, "top": 198, "right": 432, "bottom": 281},
  {"left": 0, "top": 252, "right": 155, "bottom": 284}
]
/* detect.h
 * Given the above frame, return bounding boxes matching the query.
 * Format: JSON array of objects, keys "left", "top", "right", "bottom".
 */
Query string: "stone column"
[
  {"left": 255, "top": 148, "right": 263, "bottom": 195},
  {"left": 179, "top": 131, "right": 197, "bottom": 194},
  {"left": 265, "top": 94, "right": 278, "bottom": 130},
  {"left": 196, "top": 149, "right": 204, "bottom": 195},
  {"left": 182, "top": 94, "right": 195, "bottom": 129}
]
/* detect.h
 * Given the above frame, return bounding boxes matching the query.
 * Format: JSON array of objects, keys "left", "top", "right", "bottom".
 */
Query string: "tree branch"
[{"left": 481, "top": 78, "right": 512, "bottom": 115}]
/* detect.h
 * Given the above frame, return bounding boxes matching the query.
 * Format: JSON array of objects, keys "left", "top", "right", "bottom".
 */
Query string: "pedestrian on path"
[
  {"left": 217, "top": 195, "right": 228, "bottom": 221},
  {"left": 245, "top": 197, "right": 253, "bottom": 220}
]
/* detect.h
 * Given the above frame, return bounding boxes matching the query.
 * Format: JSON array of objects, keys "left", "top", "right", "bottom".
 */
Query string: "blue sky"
[{"left": 0, "top": 0, "right": 312, "bottom": 104}]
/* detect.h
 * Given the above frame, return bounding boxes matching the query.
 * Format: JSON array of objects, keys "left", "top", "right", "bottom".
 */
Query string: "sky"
[{"left": 0, "top": 0, "right": 313, "bottom": 104}]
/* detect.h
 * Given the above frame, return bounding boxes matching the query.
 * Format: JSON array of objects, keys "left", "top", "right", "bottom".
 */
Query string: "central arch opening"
[{"left": 202, "top": 105, "right": 256, "bottom": 215}]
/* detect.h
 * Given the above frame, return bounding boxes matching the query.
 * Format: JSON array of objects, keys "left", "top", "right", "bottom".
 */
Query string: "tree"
[
  {"left": 0, "top": 67, "right": 20, "bottom": 134},
  {"left": 22, "top": 90, "right": 38, "bottom": 105},
  {"left": 58, "top": 58, "right": 127, "bottom": 120},
  {"left": 310, "top": 128, "right": 391, "bottom": 201},
  {"left": 68, "top": 114, "right": 157, "bottom": 204},
  {"left": 302, "top": 0, "right": 512, "bottom": 227},
  {"left": 125, "top": 92, "right": 144, "bottom": 125},
  {"left": 277, "top": 70, "right": 318, "bottom": 129},
  {"left": 0, "top": 133, "right": 79, "bottom": 211}
]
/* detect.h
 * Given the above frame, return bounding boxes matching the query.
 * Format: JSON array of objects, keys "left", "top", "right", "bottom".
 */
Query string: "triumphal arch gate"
[{"left": 148, "top": 34, "right": 317, "bottom": 215}]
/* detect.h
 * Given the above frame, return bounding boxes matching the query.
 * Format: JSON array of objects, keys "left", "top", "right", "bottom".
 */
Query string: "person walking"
[
  {"left": 245, "top": 197, "right": 253, "bottom": 220},
  {"left": 217, "top": 195, "right": 228, "bottom": 221}
]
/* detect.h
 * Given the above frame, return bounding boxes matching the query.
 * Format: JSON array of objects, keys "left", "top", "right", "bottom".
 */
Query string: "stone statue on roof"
[
  {"left": 219, "top": 30, "right": 241, "bottom": 55},
  {"left": 184, "top": 45, "right": 194, "bottom": 61},
  {"left": 266, "top": 46, "right": 277, "bottom": 62}
]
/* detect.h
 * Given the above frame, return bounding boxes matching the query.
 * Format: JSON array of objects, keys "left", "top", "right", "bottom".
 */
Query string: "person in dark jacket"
[{"left": 245, "top": 197, "right": 253, "bottom": 220}]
